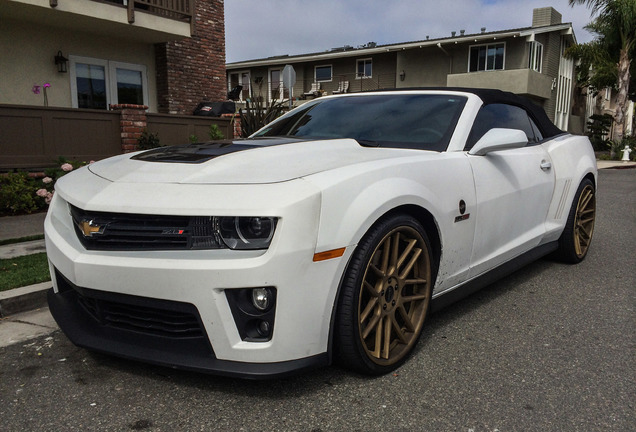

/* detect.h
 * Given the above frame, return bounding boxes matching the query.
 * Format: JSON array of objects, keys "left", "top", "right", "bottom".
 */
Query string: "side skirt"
[{"left": 430, "top": 241, "right": 558, "bottom": 312}]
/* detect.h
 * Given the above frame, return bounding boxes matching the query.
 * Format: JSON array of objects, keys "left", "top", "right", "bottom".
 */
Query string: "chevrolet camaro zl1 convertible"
[{"left": 45, "top": 89, "right": 597, "bottom": 378}]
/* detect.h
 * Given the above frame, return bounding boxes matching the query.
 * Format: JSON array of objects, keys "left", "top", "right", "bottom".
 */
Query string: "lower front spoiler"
[{"left": 47, "top": 287, "right": 329, "bottom": 379}]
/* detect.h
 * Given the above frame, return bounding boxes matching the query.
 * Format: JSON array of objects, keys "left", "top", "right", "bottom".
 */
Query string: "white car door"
[{"left": 464, "top": 104, "right": 556, "bottom": 279}]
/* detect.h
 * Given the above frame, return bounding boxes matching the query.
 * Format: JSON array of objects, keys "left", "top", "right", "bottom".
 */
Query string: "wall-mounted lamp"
[
  {"left": 399, "top": 70, "right": 406, "bottom": 81},
  {"left": 54, "top": 50, "right": 68, "bottom": 73}
]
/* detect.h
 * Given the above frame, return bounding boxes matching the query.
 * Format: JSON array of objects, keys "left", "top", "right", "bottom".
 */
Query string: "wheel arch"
[{"left": 326, "top": 202, "right": 442, "bottom": 362}]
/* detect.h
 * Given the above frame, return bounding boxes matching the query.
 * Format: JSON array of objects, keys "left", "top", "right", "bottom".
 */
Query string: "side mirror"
[{"left": 468, "top": 128, "right": 528, "bottom": 156}]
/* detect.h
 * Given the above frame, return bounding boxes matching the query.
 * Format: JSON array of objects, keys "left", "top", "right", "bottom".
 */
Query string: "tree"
[{"left": 567, "top": 0, "right": 636, "bottom": 141}]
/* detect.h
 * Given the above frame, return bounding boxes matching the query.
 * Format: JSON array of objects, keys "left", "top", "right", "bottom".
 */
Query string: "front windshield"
[{"left": 252, "top": 93, "right": 467, "bottom": 152}]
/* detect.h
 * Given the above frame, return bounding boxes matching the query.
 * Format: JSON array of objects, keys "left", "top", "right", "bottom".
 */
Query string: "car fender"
[
  {"left": 542, "top": 134, "right": 597, "bottom": 241},
  {"left": 305, "top": 154, "right": 477, "bottom": 292}
]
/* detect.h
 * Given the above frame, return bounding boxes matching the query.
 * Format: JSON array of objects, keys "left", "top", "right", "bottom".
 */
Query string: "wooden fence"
[{"left": 0, "top": 104, "right": 233, "bottom": 171}]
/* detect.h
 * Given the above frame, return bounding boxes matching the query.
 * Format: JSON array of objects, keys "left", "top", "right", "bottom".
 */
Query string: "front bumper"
[
  {"left": 45, "top": 175, "right": 352, "bottom": 377},
  {"left": 47, "top": 274, "right": 327, "bottom": 378}
]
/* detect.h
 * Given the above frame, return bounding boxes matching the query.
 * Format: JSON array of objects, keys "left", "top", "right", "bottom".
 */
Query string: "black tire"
[
  {"left": 552, "top": 178, "right": 596, "bottom": 263},
  {"left": 335, "top": 214, "right": 434, "bottom": 375}
]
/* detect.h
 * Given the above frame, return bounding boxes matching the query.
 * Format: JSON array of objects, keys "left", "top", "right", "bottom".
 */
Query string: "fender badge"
[
  {"left": 78, "top": 220, "right": 105, "bottom": 237},
  {"left": 454, "top": 214, "right": 470, "bottom": 223}
]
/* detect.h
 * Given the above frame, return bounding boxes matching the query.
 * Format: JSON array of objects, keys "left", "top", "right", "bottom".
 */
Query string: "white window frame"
[
  {"left": 468, "top": 42, "right": 506, "bottom": 72},
  {"left": 315, "top": 64, "right": 333, "bottom": 83},
  {"left": 356, "top": 58, "right": 372, "bottom": 79},
  {"left": 70, "top": 55, "right": 149, "bottom": 109},
  {"left": 528, "top": 41, "right": 543, "bottom": 73},
  {"left": 109, "top": 61, "right": 149, "bottom": 107},
  {"left": 69, "top": 56, "right": 109, "bottom": 109},
  {"left": 268, "top": 68, "right": 284, "bottom": 101},
  {"left": 228, "top": 71, "right": 251, "bottom": 101}
]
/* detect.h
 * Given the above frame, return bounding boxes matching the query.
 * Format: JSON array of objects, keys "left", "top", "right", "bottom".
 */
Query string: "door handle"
[{"left": 540, "top": 160, "right": 552, "bottom": 171}]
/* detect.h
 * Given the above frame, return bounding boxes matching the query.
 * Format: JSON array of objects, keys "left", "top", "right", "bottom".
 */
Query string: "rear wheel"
[
  {"left": 335, "top": 214, "right": 434, "bottom": 375},
  {"left": 553, "top": 178, "right": 596, "bottom": 263}
]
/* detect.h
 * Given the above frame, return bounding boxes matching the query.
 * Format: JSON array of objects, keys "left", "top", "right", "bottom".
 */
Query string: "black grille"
[
  {"left": 55, "top": 269, "right": 206, "bottom": 339},
  {"left": 70, "top": 205, "right": 221, "bottom": 251},
  {"left": 78, "top": 296, "right": 204, "bottom": 338}
]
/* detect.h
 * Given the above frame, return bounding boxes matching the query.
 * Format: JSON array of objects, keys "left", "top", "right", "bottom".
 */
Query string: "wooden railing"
[{"left": 128, "top": 0, "right": 195, "bottom": 32}]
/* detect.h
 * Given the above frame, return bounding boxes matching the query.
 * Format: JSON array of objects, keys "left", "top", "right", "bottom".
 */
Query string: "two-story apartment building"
[
  {"left": 227, "top": 7, "right": 582, "bottom": 133},
  {"left": 1, "top": 0, "right": 228, "bottom": 169},
  {"left": 1, "top": 0, "right": 226, "bottom": 114}
]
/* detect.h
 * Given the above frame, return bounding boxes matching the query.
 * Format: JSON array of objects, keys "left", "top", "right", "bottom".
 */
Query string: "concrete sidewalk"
[
  {"left": 0, "top": 211, "right": 46, "bottom": 242},
  {"left": 0, "top": 211, "right": 50, "bottom": 320}
]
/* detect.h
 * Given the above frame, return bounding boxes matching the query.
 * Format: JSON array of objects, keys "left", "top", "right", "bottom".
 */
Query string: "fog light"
[
  {"left": 252, "top": 287, "right": 271, "bottom": 311},
  {"left": 257, "top": 320, "right": 271, "bottom": 337}
]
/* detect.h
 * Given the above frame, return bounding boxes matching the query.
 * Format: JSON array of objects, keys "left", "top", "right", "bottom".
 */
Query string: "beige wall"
[{"left": 0, "top": 20, "right": 158, "bottom": 111}]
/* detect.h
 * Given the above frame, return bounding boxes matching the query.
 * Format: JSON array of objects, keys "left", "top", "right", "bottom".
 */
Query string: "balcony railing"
[
  {"left": 48, "top": 0, "right": 195, "bottom": 32},
  {"left": 127, "top": 0, "right": 194, "bottom": 32}
]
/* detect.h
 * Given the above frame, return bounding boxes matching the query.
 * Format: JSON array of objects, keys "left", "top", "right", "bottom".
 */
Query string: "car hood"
[{"left": 88, "top": 138, "right": 424, "bottom": 184}]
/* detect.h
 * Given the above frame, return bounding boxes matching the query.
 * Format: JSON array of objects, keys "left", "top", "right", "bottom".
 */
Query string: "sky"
[{"left": 224, "top": 0, "right": 598, "bottom": 63}]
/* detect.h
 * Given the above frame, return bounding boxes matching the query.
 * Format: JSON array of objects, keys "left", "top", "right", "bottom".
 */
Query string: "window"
[
  {"left": 74, "top": 61, "right": 107, "bottom": 109},
  {"left": 228, "top": 71, "right": 251, "bottom": 101},
  {"left": 469, "top": 43, "right": 505, "bottom": 72},
  {"left": 315, "top": 65, "right": 332, "bottom": 82},
  {"left": 70, "top": 56, "right": 148, "bottom": 109},
  {"left": 465, "top": 103, "right": 538, "bottom": 150},
  {"left": 356, "top": 59, "right": 372, "bottom": 79},
  {"left": 268, "top": 69, "right": 290, "bottom": 101},
  {"left": 528, "top": 41, "right": 543, "bottom": 72}
]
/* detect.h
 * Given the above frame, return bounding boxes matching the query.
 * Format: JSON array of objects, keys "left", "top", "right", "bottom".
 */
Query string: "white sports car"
[{"left": 45, "top": 89, "right": 597, "bottom": 378}]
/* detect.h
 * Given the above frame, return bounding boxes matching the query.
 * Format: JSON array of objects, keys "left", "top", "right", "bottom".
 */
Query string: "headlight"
[{"left": 219, "top": 217, "right": 277, "bottom": 250}]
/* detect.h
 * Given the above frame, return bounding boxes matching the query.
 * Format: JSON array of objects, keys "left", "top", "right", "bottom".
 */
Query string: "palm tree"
[{"left": 568, "top": 0, "right": 635, "bottom": 141}]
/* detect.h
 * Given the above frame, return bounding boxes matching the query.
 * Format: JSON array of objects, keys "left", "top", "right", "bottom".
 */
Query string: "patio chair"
[
  {"left": 332, "top": 80, "right": 349, "bottom": 94},
  {"left": 303, "top": 82, "right": 321, "bottom": 98}
]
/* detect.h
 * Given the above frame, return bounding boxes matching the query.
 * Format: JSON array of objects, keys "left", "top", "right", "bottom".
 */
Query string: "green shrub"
[
  {"left": 208, "top": 124, "right": 225, "bottom": 140},
  {"left": 586, "top": 114, "right": 613, "bottom": 151},
  {"left": 240, "top": 80, "right": 287, "bottom": 137},
  {"left": 0, "top": 172, "right": 40, "bottom": 216},
  {"left": 137, "top": 129, "right": 161, "bottom": 150}
]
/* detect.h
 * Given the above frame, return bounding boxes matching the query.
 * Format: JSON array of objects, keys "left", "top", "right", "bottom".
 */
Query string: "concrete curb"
[{"left": 0, "top": 281, "right": 51, "bottom": 318}]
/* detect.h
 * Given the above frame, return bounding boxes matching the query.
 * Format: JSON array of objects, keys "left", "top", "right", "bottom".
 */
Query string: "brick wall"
[
  {"left": 155, "top": 0, "right": 227, "bottom": 115},
  {"left": 110, "top": 104, "right": 148, "bottom": 153}
]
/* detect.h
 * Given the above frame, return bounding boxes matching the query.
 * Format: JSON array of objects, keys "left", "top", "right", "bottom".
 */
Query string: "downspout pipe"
[{"left": 437, "top": 43, "right": 453, "bottom": 74}]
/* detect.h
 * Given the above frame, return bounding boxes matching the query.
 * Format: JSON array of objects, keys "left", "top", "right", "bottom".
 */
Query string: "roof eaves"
[{"left": 226, "top": 23, "right": 575, "bottom": 69}]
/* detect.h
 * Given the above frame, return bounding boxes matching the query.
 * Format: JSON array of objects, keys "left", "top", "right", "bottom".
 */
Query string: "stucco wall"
[{"left": 0, "top": 20, "right": 157, "bottom": 111}]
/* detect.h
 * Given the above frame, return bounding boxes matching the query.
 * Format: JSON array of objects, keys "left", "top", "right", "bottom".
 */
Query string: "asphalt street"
[{"left": 1, "top": 169, "right": 634, "bottom": 432}]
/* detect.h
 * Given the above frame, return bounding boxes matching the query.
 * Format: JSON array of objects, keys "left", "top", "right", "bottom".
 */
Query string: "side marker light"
[{"left": 313, "top": 247, "right": 346, "bottom": 262}]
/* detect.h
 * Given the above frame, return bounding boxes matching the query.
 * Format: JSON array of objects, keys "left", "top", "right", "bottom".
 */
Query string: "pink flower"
[
  {"left": 32, "top": 85, "right": 41, "bottom": 95},
  {"left": 61, "top": 163, "right": 73, "bottom": 172},
  {"left": 42, "top": 177, "right": 53, "bottom": 184},
  {"left": 36, "top": 188, "right": 48, "bottom": 197},
  {"left": 43, "top": 83, "right": 51, "bottom": 88},
  {"left": 89, "top": 160, "right": 96, "bottom": 164},
  {"left": 45, "top": 192, "right": 54, "bottom": 205}
]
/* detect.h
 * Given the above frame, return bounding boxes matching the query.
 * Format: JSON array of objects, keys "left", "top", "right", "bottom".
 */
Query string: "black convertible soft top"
[{"left": 381, "top": 87, "right": 564, "bottom": 139}]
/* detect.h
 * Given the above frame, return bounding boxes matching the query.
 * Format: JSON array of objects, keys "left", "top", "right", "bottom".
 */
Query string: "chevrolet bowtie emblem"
[{"left": 78, "top": 220, "right": 105, "bottom": 237}]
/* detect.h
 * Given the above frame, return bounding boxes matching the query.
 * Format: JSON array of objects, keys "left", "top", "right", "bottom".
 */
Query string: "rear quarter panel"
[{"left": 542, "top": 134, "right": 597, "bottom": 242}]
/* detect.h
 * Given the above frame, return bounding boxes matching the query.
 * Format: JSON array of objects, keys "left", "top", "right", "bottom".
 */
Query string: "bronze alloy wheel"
[
  {"left": 573, "top": 183, "right": 596, "bottom": 258},
  {"left": 357, "top": 225, "right": 431, "bottom": 366},
  {"left": 553, "top": 178, "right": 596, "bottom": 264}
]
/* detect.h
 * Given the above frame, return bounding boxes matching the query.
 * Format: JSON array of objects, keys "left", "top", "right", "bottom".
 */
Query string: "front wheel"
[
  {"left": 335, "top": 214, "right": 434, "bottom": 375},
  {"left": 552, "top": 178, "right": 596, "bottom": 263}
]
